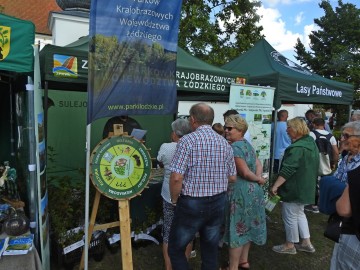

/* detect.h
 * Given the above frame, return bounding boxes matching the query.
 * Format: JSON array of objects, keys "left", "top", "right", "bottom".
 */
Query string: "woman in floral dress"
[{"left": 222, "top": 115, "right": 267, "bottom": 270}]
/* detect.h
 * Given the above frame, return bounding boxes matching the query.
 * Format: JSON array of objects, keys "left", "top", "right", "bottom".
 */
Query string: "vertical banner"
[
  {"left": 34, "top": 45, "right": 50, "bottom": 269},
  {"left": 87, "top": 0, "right": 183, "bottom": 123},
  {"left": 229, "top": 84, "right": 275, "bottom": 177}
]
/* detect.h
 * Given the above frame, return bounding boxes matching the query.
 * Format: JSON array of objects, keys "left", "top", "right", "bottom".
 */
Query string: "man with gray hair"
[{"left": 169, "top": 103, "right": 237, "bottom": 270}]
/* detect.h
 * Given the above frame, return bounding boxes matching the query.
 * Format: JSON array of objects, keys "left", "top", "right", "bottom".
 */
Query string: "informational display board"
[
  {"left": 229, "top": 84, "right": 275, "bottom": 173},
  {"left": 34, "top": 45, "right": 50, "bottom": 270},
  {"left": 90, "top": 136, "right": 152, "bottom": 200}
]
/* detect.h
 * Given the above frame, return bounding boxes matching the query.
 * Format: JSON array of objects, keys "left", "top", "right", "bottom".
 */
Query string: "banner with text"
[
  {"left": 229, "top": 84, "right": 275, "bottom": 174},
  {"left": 88, "top": 0, "right": 183, "bottom": 123},
  {"left": 34, "top": 45, "right": 50, "bottom": 270}
]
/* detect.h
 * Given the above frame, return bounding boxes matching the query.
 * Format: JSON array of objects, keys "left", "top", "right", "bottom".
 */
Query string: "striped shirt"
[{"left": 170, "top": 125, "right": 236, "bottom": 197}]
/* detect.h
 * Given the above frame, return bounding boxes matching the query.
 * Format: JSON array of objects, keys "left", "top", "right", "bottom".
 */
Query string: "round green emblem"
[{"left": 90, "top": 136, "right": 152, "bottom": 200}]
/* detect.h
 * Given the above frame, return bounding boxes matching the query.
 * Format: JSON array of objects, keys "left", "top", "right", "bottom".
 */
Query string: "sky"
[{"left": 258, "top": 0, "right": 359, "bottom": 63}]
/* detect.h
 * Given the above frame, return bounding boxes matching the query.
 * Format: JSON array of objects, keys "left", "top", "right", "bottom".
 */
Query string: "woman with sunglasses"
[
  {"left": 333, "top": 121, "right": 360, "bottom": 183},
  {"left": 319, "top": 121, "right": 360, "bottom": 216},
  {"left": 221, "top": 115, "right": 267, "bottom": 270},
  {"left": 330, "top": 137, "right": 360, "bottom": 269},
  {"left": 271, "top": 117, "right": 319, "bottom": 255}
]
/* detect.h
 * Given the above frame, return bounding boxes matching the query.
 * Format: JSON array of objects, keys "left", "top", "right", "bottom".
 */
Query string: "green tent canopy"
[
  {"left": 39, "top": 37, "right": 89, "bottom": 91},
  {"left": 39, "top": 36, "right": 245, "bottom": 99},
  {"left": 0, "top": 13, "right": 35, "bottom": 73},
  {"left": 176, "top": 47, "right": 244, "bottom": 100},
  {"left": 222, "top": 39, "right": 354, "bottom": 109}
]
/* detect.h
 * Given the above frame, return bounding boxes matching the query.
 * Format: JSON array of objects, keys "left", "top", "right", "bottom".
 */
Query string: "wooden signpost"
[{"left": 80, "top": 126, "right": 151, "bottom": 269}]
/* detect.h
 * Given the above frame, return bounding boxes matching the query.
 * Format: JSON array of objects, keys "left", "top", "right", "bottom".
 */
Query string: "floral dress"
[{"left": 222, "top": 139, "right": 267, "bottom": 248}]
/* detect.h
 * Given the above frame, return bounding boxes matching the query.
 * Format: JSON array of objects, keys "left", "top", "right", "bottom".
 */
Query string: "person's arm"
[
  {"left": 331, "top": 144, "right": 339, "bottom": 169},
  {"left": 169, "top": 172, "right": 183, "bottom": 204},
  {"left": 336, "top": 185, "right": 352, "bottom": 217},
  {"left": 271, "top": 175, "right": 286, "bottom": 195},
  {"left": 255, "top": 158, "right": 263, "bottom": 177},
  {"left": 228, "top": 175, "right": 237, "bottom": 183},
  {"left": 235, "top": 157, "right": 266, "bottom": 185}
]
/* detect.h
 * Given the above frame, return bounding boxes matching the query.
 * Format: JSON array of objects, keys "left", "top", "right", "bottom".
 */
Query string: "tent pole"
[
  {"left": 26, "top": 78, "right": 40, "bottom": 250},
  {"left": 44, "top": 81, "right": 49, "bottom": 158},
  {"left": 84, "top": 123, "right": 91, "bottom": 270},
  {"left": 349, "top": 105, "right": 352, "bottom": 122},
  {"left": 9, "top": 80, "right": 15, "bottom": 163},
  {"left": 270, "top": 110, "right": 278, "bottom": 179}
]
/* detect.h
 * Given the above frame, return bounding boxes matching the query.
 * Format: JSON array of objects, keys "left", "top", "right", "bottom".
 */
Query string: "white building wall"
[
  {"left": 279, "top": 104, "right": 313, "bottom": 120},
  {"left": 178, "top": 101, "right": 313, "bottom": 124},
  {"left": 48, "top": 13, "right": 89, "bottom": 46}
]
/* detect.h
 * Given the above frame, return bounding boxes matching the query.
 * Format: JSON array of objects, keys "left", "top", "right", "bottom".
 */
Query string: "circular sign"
[{"left": 90, "top": 136, "right": 152, "bottom": 200}]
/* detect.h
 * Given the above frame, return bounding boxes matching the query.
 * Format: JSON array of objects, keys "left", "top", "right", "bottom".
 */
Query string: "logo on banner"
[
  {"left": 271, "top": 51, "right": 312, "bottom": 76},
  {"left": 0, "top": 26, "right": 11, "bottom": 61},
  {"left": 53, "top": 54, "right": 78, "bottom": 78}
]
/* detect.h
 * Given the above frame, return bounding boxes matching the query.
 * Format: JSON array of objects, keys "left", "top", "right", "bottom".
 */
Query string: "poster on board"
[{"left": 229, "top": 84, "right": 275, "bottom": 175}]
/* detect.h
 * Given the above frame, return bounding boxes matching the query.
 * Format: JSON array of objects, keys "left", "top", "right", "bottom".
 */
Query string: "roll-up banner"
[{"left": 87, "top": 0, "right": 183, "bottom": 123}]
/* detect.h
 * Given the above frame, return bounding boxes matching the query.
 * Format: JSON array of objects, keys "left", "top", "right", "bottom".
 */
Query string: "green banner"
[{"left": 0, "top": 14, "right": 35, "bottom": 73}]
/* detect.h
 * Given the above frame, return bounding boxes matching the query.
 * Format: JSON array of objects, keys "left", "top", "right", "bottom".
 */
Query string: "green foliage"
[
  {"left": 47, "top": 146, "right": 112, "bottom": 246},
  {"left": 90, "top": 35, "right": 176, "bottom": 93},
  {"left": 294, "top": 0, "right": 360, "bottom": 92},
  {"left": 178, "top": 0, "right": 264, "bottom": 66}
]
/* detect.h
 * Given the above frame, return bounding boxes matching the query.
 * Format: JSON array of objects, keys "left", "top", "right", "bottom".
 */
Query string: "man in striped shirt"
[{"left": 168, "top": 103, "right": 237, "bottom": 270}]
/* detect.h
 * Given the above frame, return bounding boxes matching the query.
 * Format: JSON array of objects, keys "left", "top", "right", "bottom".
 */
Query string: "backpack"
[{"left": 312, "top": 130, "right": 334, "bottom": 176}]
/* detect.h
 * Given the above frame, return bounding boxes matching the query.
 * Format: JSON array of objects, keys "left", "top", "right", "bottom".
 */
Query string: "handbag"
[
  {"left": 324, "top": 213, "right": 342, "bottom": 243},
  {"left": 318, "top": 153, "right": 332, "bottom": 176}
]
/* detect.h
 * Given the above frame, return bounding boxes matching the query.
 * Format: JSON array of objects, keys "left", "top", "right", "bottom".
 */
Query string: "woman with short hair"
[
  {"left": 271, "top": 117, "right": 319, "bottom": 254},
  {"left": 157, "top": 118, "right": 192, "bottom": 270}
]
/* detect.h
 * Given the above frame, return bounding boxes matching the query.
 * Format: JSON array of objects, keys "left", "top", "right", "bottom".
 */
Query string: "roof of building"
[{"left": 1, "top": 0, "right": 61, "bottom": 35}]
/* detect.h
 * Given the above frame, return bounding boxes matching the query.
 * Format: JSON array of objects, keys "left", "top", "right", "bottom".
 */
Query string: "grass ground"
[{"left": 52, "top": 203, "right": 335, "bottom": 270}]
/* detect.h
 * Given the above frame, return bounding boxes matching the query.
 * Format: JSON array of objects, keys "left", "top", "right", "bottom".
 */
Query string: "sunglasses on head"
[
  {"left": 224, "top": 126, "right": 234, "bottom": 131},
  {"left": 341, "top": 133, "right": 360, "bottom": 140}
]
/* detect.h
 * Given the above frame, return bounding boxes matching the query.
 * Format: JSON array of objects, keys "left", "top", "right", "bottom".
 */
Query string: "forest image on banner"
[{"left": 87, "top": 0, "right": 183, "bottom": 123}]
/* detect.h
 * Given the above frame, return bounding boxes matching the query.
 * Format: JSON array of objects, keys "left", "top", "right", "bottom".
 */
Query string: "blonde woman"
[
  {"left": 271, "top": 117, "right": 319, "bottom": 254},
  {"left": 222, "top": 115, "right": 267, "bottom": 270}
]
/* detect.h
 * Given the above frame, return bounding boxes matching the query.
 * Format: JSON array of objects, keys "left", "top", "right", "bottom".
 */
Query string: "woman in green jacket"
[{"left": 271, "top": 117, "right": 319, "bottom": 255}]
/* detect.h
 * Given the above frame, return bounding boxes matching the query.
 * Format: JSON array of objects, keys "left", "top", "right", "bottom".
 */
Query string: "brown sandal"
[{"left": 238, "top": 261, "right": 250, "bottom": 269}]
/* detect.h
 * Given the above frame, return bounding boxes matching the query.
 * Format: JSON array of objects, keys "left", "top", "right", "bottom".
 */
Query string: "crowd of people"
[{"left": 156, "top": 104, "right": 360, "bottom": 270}]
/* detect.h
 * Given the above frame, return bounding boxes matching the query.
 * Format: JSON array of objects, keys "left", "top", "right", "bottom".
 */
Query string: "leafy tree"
[
  {"left": 178, "top": 0, "right": 264, "bottom": 66},
  {"left": 294, "top": 0, "right": 360, "bottom": 125}
]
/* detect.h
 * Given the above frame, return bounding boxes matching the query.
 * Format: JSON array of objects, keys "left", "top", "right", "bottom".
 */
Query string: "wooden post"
[
  {"left": 118, "top": 199, "right": 133, "bottom": 270},
  {"left": 80, "top": 190, "right": 101, "bottom": 269}
]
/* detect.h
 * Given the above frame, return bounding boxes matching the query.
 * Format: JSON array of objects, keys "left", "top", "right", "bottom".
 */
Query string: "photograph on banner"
[
  {"left": 229, "top": 84, "right": 275, "bottom": 174},
  {"left": 34, "top": 46, "right": 50, "bottom": 269},
  {"left": 87, "top": 0, "right": 183, "bottom": 122}
]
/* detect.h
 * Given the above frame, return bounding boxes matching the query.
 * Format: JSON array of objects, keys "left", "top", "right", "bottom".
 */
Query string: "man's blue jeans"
[{"left": 168, "top": 192, "right": 226, "bottom": 270}]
